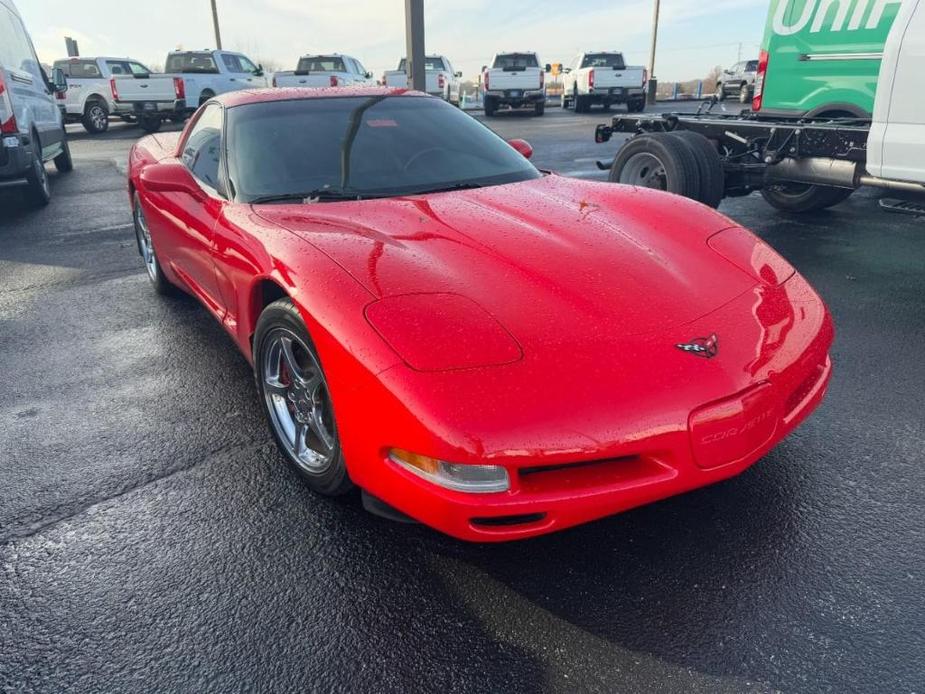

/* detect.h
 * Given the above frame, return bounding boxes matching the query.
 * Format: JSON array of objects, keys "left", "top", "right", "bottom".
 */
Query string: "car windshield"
[
  {"left": 166, "top": 53, "right": 218, "bottom": 74},
  {"left": 746, "top": 60, "right": 759, "bottom": 71},
  {"left": 493, "top": 54, "right": 539, "bottom": 69},
  {"left": 397, "top": 57, "right": 445, "bottom": 71},
  {"left": 297, "top": 56, "right": 346, "bottom": 73},
  {"left": 581, "top": 53, "right": 626, "bottom": 69},
  {"left": 227, "top": 95, "right": 541, "bottom": 203}
]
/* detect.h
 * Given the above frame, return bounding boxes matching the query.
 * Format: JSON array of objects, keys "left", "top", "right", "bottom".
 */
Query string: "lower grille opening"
[
  {"left": 471, "top": 513, "right": 547, "bottom": 528},
  {"left": 517, "top": 455, "right": 674, "bottom": 495}
]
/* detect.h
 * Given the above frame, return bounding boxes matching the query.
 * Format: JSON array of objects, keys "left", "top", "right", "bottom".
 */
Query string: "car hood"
[{"left": 253, "top": 175, "right": 757, "bottom": 344}]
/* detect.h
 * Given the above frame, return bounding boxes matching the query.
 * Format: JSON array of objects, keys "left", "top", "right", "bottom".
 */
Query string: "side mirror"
[
  {"left": 365, "top": 71, "right": 373, "bottom": 79},
  {"left": 50, "top": 67, "right": 68, "bottom": 94},
  {"left": 140, "top": 162, "right": 206, "bottom": 201},
  {"left": 507, "top": 138, "right": 533, "bottom": 160},
  {"left": 454, "top": 71, "right": 463, "bottom": 78},
  {"left": 481, "top": 65, "right": 488, "bottom": 73},
  {"left": 563, "top": 67, "right": 572, "bottom": 74},
  {"left": 544, "top": 63, "right": 552, "bottom": 73},
  {"left": 253, "top": 66, "right": 265, "bottom": 77}
]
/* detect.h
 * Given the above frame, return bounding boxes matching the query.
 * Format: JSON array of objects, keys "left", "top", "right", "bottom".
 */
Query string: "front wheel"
[
  {"left": 761, "top": 184, "right": 854, "bottom": 213},
  {"left": 254, "top": 298, "right": 353, "bottom": 496}
]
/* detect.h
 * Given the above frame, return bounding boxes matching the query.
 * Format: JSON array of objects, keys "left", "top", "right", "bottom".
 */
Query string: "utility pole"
[
  {"left": 210, "top": 0, "right": 223, "bottom": 50},
  {"left": 647, "top": 0, "right": 660, "bottom": 105},
  {"left": 404, "top": 0, "right": 426, "bottom": 92}
]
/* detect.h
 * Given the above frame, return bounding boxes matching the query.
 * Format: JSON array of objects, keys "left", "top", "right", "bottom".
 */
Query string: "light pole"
[
  {"left": 647, "top": 0, "right": 660, "bottom": 105},
  {"left": 210, "top": 0, "right": 223, "bottom": 50},
  {"left": 404, "top": 0, "right": 426, "bottom": 92}
]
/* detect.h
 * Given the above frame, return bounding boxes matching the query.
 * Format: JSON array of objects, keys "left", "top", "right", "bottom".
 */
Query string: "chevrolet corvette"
[{"left": 128, "top": 87, "right": 833, "bottom": 541}]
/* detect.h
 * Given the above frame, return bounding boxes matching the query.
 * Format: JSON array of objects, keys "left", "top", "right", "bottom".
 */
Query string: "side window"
[
  {"left": 0, "top": 8, "right": 39, "bottom": 79},
  {"left": 221, "top": 54, "right": 242, "bottom": 73},
  {"left": 181, "top": 105, "right": 224, "bottom": 192},
  {"left": 354, "top": 59, "right": 368, "bottom": 76},
  {"left": 237, "top": 55, "right": 258, "bottom": 73},
  {"left": 128, "top": 62, "right": 152, "bottom": 76}
]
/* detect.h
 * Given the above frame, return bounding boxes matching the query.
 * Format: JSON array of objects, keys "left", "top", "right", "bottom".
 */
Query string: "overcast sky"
[{"left": 23, "top": 0, "right": 767, "bottom": 81}]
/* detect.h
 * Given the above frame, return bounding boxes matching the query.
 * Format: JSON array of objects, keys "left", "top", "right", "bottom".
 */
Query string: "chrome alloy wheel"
[
  {"left": 88, "top": 104, "right": 107, "bottom": 130},
  {"left": 618, "top": 151, "right": 668, "bottom": 190},
  {"left": 133, "top": 197, "right": 158, "bottom": 282},
  {"left": 262, "top": 329, "right": 338, "bottom": 474}
]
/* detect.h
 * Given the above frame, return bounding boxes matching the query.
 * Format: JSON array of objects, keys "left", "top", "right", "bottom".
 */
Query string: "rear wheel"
[
  {"left": 254, "top": 298, "right": 353, "bottom": 496},
  {"left": 138, "top": 115, "right": 162, "bottom": 133},
  {"left": 575, "top": 94, "right": 590, "bottom": 114},
  {"left": 81, "top": 101, "right": 109, "bottom": 134},
  {"left": 198, "top": 90, "right": 215, "bottom": 107},
  {"left": 534, "top": 101, "right": 545, "bottom": 116},
  {"left": 484, "top": 96, "right": 496, "bottom": 117},
  {"left": 739, "top": 83, "right": 751, "bottom": 104},
  {"left": 609, "top": 132, "right": 701, "bottom": 200},
  {"left": 761, "top": 184, "right": 854, "bottom": 213},
  {"left": 53, "top": 135, "right": 74, "bottom": 173},
  {"left": 669, "top": 131, "right": 725, "bottom": 208},
  {"left": 627, "top": 98, "right": 646, "bottom": 113},
  {"left": 133, "top": 192, "right": 175, "bottom": 294},
  {"left": 24, "top": 134, "right": 51, "bottom": 208}
]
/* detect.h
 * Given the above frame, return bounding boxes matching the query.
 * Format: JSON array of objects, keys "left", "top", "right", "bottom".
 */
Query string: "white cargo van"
[{"left": 0, "top": 0, "right": 72, "bottom": 207}]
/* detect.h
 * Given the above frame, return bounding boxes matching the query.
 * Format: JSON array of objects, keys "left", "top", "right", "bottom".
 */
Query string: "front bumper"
[
  {"left": 0, "top": 132, "right": 31, "bottom": 186},
  {"left": 342, "top": 271, "right": 834, "bottom": 542}
]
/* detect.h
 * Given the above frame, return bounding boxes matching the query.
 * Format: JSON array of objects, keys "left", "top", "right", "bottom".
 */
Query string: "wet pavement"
[{"left": 0, "top": 106, "right": 923, "bottom": 693}]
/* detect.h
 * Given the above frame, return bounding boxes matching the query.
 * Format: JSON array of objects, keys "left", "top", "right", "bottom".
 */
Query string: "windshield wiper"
[
  {"left": 249, "top": 188, "right": 367, "bottom": 205},
  {"left": 408, "top": 182, "right": 487, "bottom": 195}
]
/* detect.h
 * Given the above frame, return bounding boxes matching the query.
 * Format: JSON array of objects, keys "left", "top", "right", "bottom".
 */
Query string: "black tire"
[
  {"left": 81, "top": 101, "right": 109, "bottom": 134},
  {"left": 132, "top": 192, "right": 175, "bottom": 295},
  {"left": 609, "top": 132, "right": 701, "bottom": 200},
  {"left": 198, "top": 90, "right": 215, "bottom": 107},
  {"left": 53, "top": 135, "right": 74, "bottom": 173},
  {"left": 739, "top": 83, "right": 751, "bottom": 104},
  {"left": 761, "top": 184, "right": 854, "bottom": 213},
  {"left": 561, "top": 93, "right": 570, "bottom": 109},
  {"left": 669, "top": 130, "right": 725, "bottom": 208},
  {"left": 575, "top": 94, "right": 590, "bottom": 114},
  {"left": 138, "top": 115, "right": 162, "bottom": 133},
  {"left": 484, "top": 96, "right": 496, "bottom": 117},
  {"left": 24, "top": 133, "right": 51, "bottom": 207},
  {"left": 121, "top": 114, "right": 137, "bottom": 124},
  {"left": 627, "top": 98, "right": 646, "bottom": 113},
  {"left": 534, "top": 101, "right": 545, "bottom": 116},
  {"left": 254, "top": 298, "right": 353, "bottom": 497}
]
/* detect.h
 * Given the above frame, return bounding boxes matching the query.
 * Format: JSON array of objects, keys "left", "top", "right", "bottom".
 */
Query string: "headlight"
[{"left": 389, "top": 448, "right": 510, "bottom": 493}]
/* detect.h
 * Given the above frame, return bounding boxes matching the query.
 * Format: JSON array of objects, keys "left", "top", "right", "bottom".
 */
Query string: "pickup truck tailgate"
[
  {"left": 113, "top": 76, "right": 177, "bottom": 102},
  {"left": 275, "top": 72, "right": 337, "bottom": 88},
  {"left": 592, "top": 67, "right": 645, "bottom": 89},
  {"left": 488, "top": 68, "right": 542, "bottom": 90}
]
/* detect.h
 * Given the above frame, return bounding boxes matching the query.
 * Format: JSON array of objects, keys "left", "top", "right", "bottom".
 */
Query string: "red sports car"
[{"left": 128, "top": 87, "right": 833, "bottom": 541}]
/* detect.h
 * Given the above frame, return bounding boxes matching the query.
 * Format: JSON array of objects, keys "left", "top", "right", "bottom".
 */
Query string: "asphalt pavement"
[{"left": 0, "top": 104, "right": 923, "bottom": 693}]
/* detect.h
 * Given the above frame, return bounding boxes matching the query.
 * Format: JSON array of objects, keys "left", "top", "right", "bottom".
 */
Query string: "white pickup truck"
[
  {"left": 561, "top": 52, "right": 647, "bottom": 113},
  {"left": 165, "top": 50, "right": 269, "bottom": 111},
  {"left": 109, "top": 72, "right": 186, "bottom": 133},
  {"left": 382, "top": 55, "right": 462, "bottom": 105},
  {"left": 273, "top": 54, "right": 376, "bottom": 88},
  {"left": 482, "top": 52, "right": 550, "bottom": 117},
  {"left": 595, "top": 0, "right": 925, "bottom": 215},
  {"left": 52, "top": 56, "right": 160, "bottom": 133}
]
